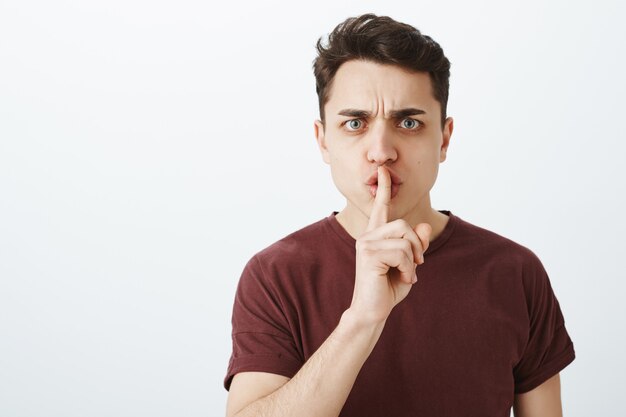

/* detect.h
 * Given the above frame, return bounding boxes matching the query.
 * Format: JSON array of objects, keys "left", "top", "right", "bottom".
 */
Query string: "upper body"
[
  {"left": 225, "top": 210, "right": 575, "bottom": 416},
  {"left": 225, "top": 13, "right": 574, "bottom": 417}
]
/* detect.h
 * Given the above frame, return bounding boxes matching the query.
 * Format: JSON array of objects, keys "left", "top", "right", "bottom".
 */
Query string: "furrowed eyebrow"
[
  {"left": 337, "top": 107, "right": 427, "bottom": 119},
  {"left": 390, "top": 108, "right": 427, "bottom": 119}
]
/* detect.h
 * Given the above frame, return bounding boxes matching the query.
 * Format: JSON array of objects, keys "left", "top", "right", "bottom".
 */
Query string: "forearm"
[{"left": 233, "top": 309, "right": 385, "bottom": 417}]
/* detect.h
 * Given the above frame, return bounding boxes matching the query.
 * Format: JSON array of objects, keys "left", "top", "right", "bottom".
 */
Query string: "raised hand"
[{"left": 349, "top": 165, "right": 432, "bottom": 324}]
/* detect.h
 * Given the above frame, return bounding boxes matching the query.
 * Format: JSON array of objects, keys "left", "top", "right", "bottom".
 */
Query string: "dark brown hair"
[{"left": 313, "top": 13, "right": 451, "bottom": 129}]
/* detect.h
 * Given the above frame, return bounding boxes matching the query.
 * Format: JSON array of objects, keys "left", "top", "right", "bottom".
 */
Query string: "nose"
[{"left": 366, "top": 121, "right": 398, "bottom": 165}]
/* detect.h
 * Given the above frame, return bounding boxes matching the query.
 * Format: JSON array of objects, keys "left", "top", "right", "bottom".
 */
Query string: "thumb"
[{"left": 414, "top": 223, "right": 432, "bottom": 256}]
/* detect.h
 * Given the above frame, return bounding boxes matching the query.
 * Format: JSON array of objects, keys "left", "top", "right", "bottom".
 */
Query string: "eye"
[
  {"left": 344, "top": 119, "right": 364, "bottom": 131},
  {"left": 399, "top": 118, "right": 421, "bottom": 130}
]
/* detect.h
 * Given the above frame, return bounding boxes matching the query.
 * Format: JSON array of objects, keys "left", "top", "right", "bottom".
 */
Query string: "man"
[{"left": 224, "top": 13, "right": 575, "bottom": 417}]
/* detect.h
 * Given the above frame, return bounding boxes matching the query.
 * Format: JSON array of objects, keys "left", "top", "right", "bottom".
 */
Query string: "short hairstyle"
[{"left": 313, "top": 13, "right": 451, "bottom": 129}]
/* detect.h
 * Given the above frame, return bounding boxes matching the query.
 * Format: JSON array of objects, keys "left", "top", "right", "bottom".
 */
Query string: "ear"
[
  {"left": 439, "top": 117, "right": 454, "bottom": 163},
  {"left": 314, "top": 119, "right": 331, "bottom": 164}
]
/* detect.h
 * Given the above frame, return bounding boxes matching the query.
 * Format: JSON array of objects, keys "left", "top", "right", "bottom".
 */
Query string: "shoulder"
[
  {"left": 450, "top": 214, "right": 544, "bottom": 269},
  {"left": 243, "top": 215, "right": 335, "bottom": 281},
  {"left": 258, "top": 216, "right": 330, "bottom": 260}
]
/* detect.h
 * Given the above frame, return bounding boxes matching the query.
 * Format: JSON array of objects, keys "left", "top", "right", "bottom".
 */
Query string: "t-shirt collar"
[{"left": 326, "top": 210, "right": 458, "bottom": 255}]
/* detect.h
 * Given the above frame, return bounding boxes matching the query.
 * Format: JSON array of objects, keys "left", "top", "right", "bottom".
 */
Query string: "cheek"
[
  {"left": 414, "top": 146, "right": 441, "bottom": 168},
  {"left": 416, "top": 155, "right": 441, "bottom": 186},
  {"left": 329, "top": 156, "right": 362, "bottom": 191},
  {"left": 409, "top": 149, "right": 441, "bottom": 183}
]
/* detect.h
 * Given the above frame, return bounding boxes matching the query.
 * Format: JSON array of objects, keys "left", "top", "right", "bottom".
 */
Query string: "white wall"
[{"left": 1, "top": 0, "right": 624, "bottom": 415}]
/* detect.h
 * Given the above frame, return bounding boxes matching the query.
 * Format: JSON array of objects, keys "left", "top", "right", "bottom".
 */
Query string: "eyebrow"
[{"left": 337, "top": 107, "right": 427, "bottom": 119}]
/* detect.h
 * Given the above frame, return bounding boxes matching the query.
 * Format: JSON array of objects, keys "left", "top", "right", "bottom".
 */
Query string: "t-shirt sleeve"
[
  {"left": 224, "top": 255, "right": 303, "bottom": 391},
  {"left": 513, "top": 250, "right": 575, "bottom": 393}
]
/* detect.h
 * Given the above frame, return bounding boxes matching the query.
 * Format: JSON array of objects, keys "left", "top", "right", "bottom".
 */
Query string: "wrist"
[{"left": 336, "top": 308, "right": 387, "bottom": 347}]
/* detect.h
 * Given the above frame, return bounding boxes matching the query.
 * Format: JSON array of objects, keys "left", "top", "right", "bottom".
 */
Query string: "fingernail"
[{"left": 412, "top": 274, "right": 418, "bottom": 284}]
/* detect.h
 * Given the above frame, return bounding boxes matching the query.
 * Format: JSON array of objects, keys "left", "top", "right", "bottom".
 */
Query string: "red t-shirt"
[{"left": 225, "top": 211, "right": 575, "bottom": 416}]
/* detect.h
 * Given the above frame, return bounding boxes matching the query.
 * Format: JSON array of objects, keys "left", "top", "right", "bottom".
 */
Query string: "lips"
[
  {"left": 366, "top": 168, "right": 403, "bottom": 198},
  {"left": 369, "top": 183, "right": 400, "bottom": 198}
]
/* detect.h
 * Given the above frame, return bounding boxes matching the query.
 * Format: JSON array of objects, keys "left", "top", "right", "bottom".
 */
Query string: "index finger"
[{"left": 366, "top": 165, "right": 391, "bottom": 232}]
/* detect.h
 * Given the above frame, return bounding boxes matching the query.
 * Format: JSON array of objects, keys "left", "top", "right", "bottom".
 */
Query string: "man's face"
[{"left": 314, "top": 59, "right": 453, "bottom": 224}]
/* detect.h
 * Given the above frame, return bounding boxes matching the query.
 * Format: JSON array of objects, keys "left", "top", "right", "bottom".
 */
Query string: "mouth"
[
  {"left": 366, "top": 168, "right": 402, "bottom": 199},
  {"left": 369, "top": 183, "right": 400, "bottom": 199}
]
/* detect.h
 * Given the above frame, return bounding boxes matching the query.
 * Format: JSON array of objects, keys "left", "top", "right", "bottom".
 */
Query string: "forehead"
[{"left": 325, "top": 60, "right": 437, "bottom": 115}]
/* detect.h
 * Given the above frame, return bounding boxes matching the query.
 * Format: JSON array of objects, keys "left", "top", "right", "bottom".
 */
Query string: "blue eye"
[
  {"left": 400, "top": 118, "right": 420, "bottom": 129},
  {"left": 346, "top": 119, "right": 363, "bottom": 130}
]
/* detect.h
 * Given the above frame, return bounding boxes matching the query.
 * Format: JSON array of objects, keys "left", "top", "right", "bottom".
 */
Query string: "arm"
[
  {"left": 513, "top": 373, "right": 563, "bottom": 417},
  {"left": 226, "top": 166, "right": 431, "bottom": 417},
  {"left": 226, "top": 309, "right": 385, "bottom": 417}
]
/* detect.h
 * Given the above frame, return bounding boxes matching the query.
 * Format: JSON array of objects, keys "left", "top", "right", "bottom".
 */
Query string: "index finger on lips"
[{"left": 366, "top": 165, "right": 391, "bottom": 232}]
